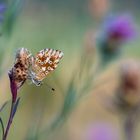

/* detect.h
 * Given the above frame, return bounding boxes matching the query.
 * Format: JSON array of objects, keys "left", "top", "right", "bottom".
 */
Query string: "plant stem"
[
  {"left": 3, "top": 101, "right": 14, "bottom": 140},
  {"left": 124, "top": 117, "right": 135, "bottom": 140}
]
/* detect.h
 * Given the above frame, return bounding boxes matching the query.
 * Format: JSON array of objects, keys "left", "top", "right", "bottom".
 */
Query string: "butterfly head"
[
  {"left": 31, "top": 76, "right": 42, "bottom": 86},
  {"left": 28, "top": 71, "right": 42, "bottom": 86}
]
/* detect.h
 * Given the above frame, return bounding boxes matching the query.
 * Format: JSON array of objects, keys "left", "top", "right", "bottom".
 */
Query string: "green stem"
[{"left": 0, "top": 117, "right": 4, "bottom": 139}]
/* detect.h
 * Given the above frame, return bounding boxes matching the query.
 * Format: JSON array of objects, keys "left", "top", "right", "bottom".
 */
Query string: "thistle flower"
[
  {"left": 113, "top": 60, "right": 140, "bottom": 140},
  {"left": 103, "top": 15, "right": 136, "bottom": 42},
  {"left": 8, "top": 48, "right": 31, "bottom": 102},
  {"left": 86, "top": 122, "right": 119, "bottom": 140},
  {"left": 100, "top": 61, "right": 140, "bottom": 140},
  {"left": 97, "top": 15, "right": 137, "bottom": 65},
  {"left": 115, "top": 60, "right": 140, "bottom": 111},
  {"left": 2, "top": 48, "right": 30, "bottom": 140},
  {"left": 2, "top": 70, "right": 21, "bottom": 140}
]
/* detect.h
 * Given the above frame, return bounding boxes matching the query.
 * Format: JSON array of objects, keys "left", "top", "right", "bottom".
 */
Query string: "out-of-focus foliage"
[
  {"left": 2, "top": 0, "right": 23, "bottom": 36},
  {"left": 0, "top": 0, "right": 140, "bottom": 140}
]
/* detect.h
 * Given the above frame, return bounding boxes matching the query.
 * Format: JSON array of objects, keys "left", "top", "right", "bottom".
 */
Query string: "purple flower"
[
  {"left": 104, "top": 15, "right": 136, "bottom": 42},
  {"left": 0, "top": 3, "right": 6, "bottom": 22},
  {"left": 97, "top": 14, "right": 137, "bottom": 66},
  {"left": 86, "top": 122, "right": 119, "bottom": 140},
  {"left": 0, "top": 3, "right": 6, "bottom": 13}
]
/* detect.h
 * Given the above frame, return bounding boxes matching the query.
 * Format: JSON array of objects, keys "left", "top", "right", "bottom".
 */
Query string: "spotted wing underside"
[{"left": 32, "top": 48, "right": 63, "bottom": 81}]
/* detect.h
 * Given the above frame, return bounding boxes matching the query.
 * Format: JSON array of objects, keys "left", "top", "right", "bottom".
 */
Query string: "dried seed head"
[
  {"left": 116, "top": 60, "right": 140, "bottom": 110},
  {"left": 11, "top": 48, "right": 32, "bottom": 88}
]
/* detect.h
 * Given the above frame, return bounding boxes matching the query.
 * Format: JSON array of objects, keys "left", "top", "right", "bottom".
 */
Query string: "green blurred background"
[{"left": 0, "top": 0, "right": 140, "bottom": 140}]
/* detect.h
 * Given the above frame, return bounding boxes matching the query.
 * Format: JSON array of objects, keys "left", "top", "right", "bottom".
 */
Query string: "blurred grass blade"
[
  {"left": 50, "top": 79, "right": 77, "bottom": 131},
  {"left": 0, "top": 100, "right": 9, "bottom": 112},
  {"left": 0, "top": 117, "right": 4, "bottom": 139},
  {"left": 3, "top": 0, "right": 24, "bottom": 36},
  {"left": 12, "top": 97, "right": 20, "bottom": 118},
  {"left": 61, "top": 79, "right": 77, "bottom": 118},
  {"left": 40, "top": 77, "right": 77, "bottom": 137}
]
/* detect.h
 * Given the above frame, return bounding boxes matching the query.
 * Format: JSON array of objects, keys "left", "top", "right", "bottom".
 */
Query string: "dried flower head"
[
  {"left": 11, "top": 48, "right": 32, "bottom": 88},
  {"left": 115, "top": 60, "right": 140, "bottom": 111},
  {"left": 9, "top": 48, "right": 32, "bottom": 102}
]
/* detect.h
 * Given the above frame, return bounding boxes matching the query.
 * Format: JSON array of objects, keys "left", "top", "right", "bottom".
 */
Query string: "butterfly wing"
[
  {"left": 32, "top": 48, "right": 63, "bottom": 81},
  {"left": 12, "top": 48, "right": 32, "bottom": 87}
]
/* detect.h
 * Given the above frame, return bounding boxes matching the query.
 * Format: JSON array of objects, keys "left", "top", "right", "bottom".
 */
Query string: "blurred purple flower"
[
  {"left": 103, "top": 15, "right": 136, "bottom": 42},
  {"left": 0, "top": 3, "right": 6, "bottom": 22},
  {"left": 97, "top": 14, "right": 137, "bottom": 66},
  {"left": 86, "top": 122, "right": 119, "bottom": 140},
  {"left": 0, "top": 3, "right": 6, "bottom": 13}
]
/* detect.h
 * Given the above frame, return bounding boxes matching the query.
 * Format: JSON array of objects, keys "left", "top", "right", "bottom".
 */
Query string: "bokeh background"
[{"left": 0, "top": 0, "right": 140, "bottom": 140}]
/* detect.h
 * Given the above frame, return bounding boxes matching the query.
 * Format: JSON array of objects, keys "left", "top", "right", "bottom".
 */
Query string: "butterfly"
[
  {"left": 29, "top": 48, "right": 64, "bottom": 86},
  {"left": 11, "top": 48, "right": 64, "bottom": 87}
]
